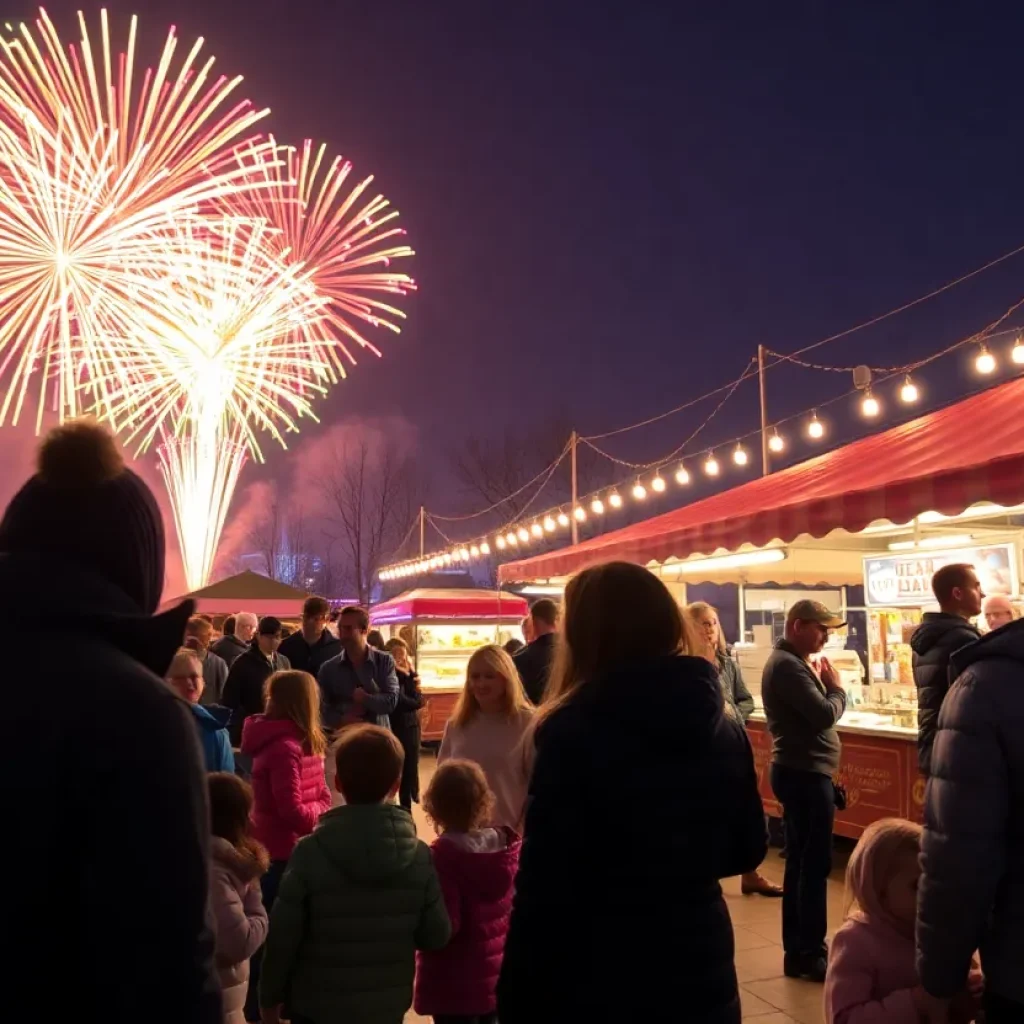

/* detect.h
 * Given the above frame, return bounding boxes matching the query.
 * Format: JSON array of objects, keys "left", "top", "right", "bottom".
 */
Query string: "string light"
[
  {"left": 704, "top": 452, "right": 720, "bottom": 476},
  {"left": 976, "top": 345, "right": 997, "bottom": 375},
  {"left": 543, "top": 515, "right": 557, "bottom": 532},
  {"left": 591, "top": 497, "right": 605, "bottom": 515},
  {"left": 480, "top": 541, "right": 491, "bottom": 555},
  {"left": 768, "top": 429, "right": 785, "bottom": 453},
  {"left": 506, "top": 532, "right": 518, "bottom": 546},
  {"left": 557, "top": 511, "right": 570, "bottom": 527},
  {"left": 469, "top": 545, "right": 480, "bottom": 558},
  {"left": 807, "top": 412, "right": 825, "bottom": 440},
  {"left": 899, "top": 376, "right": 919, "bottom": 404},
  {"left": 609, "top": 490, "right": 623, "bottom": 508},
  {"left": 516, "top": 527, "right": 530, "bottom": 543},
  {"left": 430, "top": 556, "right": 441, "bottom": 569},
  {"left": 495, "top": 536, "right": 506, "bottom": 550},
  {"left": 1013, "top": 336, "right": 1024, "bottom": 365},
  {"left": 530, "top": 522, "right": 543, "bottom": 538},
  {"left": 651, "top": 473, "right": 666, "bottom": 493},
  {"left": 443, "top": 553, "right": 452, "bottom": 565},
  {"left": 675, "top": 463, "right": 690, "bottom": 485},
  {"left": 860, "top": 389, "right": 881, "bottom": 418},
  {"left": 458, "top": 547, "right": 469, "bottom": 561},
  {"left": 632, "top": 480, "right": 647, "bottom": 500},
  {"left": 732, "top": 444, "right": 748, "bottom": 467}
]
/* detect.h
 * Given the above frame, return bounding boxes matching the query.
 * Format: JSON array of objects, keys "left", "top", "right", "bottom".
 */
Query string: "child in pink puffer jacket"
[{"left": 414, "top": 759, "right": 521, "bottom": 1024}]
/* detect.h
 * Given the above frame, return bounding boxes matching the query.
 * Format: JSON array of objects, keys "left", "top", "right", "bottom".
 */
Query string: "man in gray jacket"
[
  {"left": 917, "top": 619, "right": 1024, "bottom": 1022},
  {"left": 762, "top": 599, "right": 847, "bottom": 983}
]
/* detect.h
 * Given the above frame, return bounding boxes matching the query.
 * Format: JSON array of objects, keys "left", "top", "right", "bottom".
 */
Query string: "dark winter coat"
[
  {"left": 222, "top": 647, "right": 291, "bottom": 746},
  {"left": 512, "top": 632, "right": 556, "bottom": 704},
  {"left": 278, "top": 628, "right": 342, "bottom": 677},
  {"left": 211, "top": 633, "right": 250, "bottom": 668},
  {"left": 497, "top": 654, "right": 767, "bottom": 1024},
  {"left": 259, "top": 803, "right": 451, "bottom": 1024},
  {"left": 390, "top": 667, "right": 424, "bottom": 734},
  {"left": 415, "top": 828, "right": 520, "bottom": 1017},
  {"left": 718, "top": 650, "right": 755, "bottom": 721},
  {"left": 197, "top": 649, "right": 229, "bottom": 705},
  {"left": 911, "top": 613, "right": 979, "bottom": 776},
  {"left": 917, "top": 621, "right": 1024, "bottom": 1006},
  {"left": 0, "top": 552, "right": 221, "bottom": 1024}
]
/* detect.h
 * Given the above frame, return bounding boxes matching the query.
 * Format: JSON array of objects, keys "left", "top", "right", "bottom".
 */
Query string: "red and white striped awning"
[{"left": 499, "top": 378, "right": 1024, "bottom": 582}]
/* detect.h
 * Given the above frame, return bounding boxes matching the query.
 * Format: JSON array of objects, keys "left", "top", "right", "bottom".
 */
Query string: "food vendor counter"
[{"left": 746, "top": 712, "right": 923, "bottom": 839}]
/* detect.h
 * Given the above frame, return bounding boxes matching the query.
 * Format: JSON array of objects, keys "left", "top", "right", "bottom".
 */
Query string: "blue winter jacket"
[{"left": 190, "top": 703, "right": 235, "bottom": 773}]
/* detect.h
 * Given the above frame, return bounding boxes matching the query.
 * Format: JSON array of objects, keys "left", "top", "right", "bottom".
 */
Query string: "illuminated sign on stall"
[{"left": 864, "top": 543, "right": 1017, "bottom": 608}]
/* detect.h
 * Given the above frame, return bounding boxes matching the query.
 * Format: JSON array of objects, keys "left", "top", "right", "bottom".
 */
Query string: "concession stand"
[
  {"left": 499, "top": 377, "right": 1024, "bottom": 837},
  {"left": 370, "top": 588, "right": 529, "bottom": 740}
]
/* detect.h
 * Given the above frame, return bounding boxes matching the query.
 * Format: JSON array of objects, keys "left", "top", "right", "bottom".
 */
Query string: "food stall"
[
  {"left": 498, "top": 376, "right": 1024, "bottom": 837},
  {"left": 370, "top": 588, "right": 529, "bottom": 740}
]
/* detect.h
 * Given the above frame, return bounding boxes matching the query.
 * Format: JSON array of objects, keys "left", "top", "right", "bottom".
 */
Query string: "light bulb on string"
[
  {"left": 632, "top": 480, "right": 647, "bottom": 500},
  {"left": 609, "top": 490, "right": 623, "bottom": 508},
  {"left": 675, "top": 463, "right": 690, "bottom": 485},
  {"left": 557, "top": 511, "right": 570, "bottom": 528},
  {"left": 573, "top": 505, "right": 587, "bottom": 523},
  {"left": 591, "top": 497, "right": 605, "bottom": 515},
  {"left": 807, "top": 412, "right": 825, "bottom": 440},
  {"left": 1013, "top": 337, "right": 1024, "bottom": 365},
  {"left": 480, "top": 541, "right": 491, "bottom": 555},
  {"left": 899, "top": 376, "right": 919, "bottom": 404},
  {"left": 976, "top": 345, "right": 997, "bottom": 375},
  {"left": 860, "top": 389, "right": 881, "bottom": 418},
  {"left": 651, "top": 473, "right": 666, "bottom": 493},
  {"left": 768, "top": 429, "right": 785, "bottom": 453},
  {"left": 517, "top": 527, "right": 530, "bottom": 543},
  {"left": 495, "top": 536, "right": 506, "bottom": 550},
  {"left": 732, "top": 444, "right": 748, "bottom": 467},
  {"left": 458, "top": 548, "right": 470, "bottom": 562},
  {"left": 470, "top": 545, "right": 480, "bottom": 558},
  {"left": 530, "top": 522, "right": 543, "bottom": 538},
  {"left": 506, "top": 532, "right": 518, "bottom": 546},
  {"left": 704, "top": 452, "right": 720, "bottom": 476},
  {"left": 543, "top": 515, "right": 556, "bottom": 532},
  {"left": 443, "top": 553, "right": 453, "bottom": 566}
]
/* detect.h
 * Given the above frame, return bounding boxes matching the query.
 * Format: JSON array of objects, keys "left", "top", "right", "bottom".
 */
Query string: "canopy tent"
[
  {"left": 499, "top": 377, "right": 1024, "bottom": 582},
  {"left": 163, "top": 570, "right": 312, "bottom": 616},
  {"left": 370, "top": 588, "right": 529, "bottom": 625}
]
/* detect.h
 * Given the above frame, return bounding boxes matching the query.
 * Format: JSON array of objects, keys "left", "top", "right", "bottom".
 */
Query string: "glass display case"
[{"left": 370, "top": 588, "right": 530, "bottom": 739}]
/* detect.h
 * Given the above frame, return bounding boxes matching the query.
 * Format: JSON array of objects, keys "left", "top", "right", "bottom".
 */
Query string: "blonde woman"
[
  {"left": 686, "top": 601, "right": 781, "bottom": 899},
  {"left": 438, "top": 644, "right": 534, "bottom": 830},
  {"left": 498, "top": 562, "right": 766, "bottom": 1024}
]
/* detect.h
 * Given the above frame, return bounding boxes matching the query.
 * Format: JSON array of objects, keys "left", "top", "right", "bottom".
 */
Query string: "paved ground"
[{"left": 403, "top": 755, "right": 842, "bottom": 1023}]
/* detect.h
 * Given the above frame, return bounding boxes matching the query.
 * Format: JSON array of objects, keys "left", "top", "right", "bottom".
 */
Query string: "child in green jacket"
[{"left": 260, "top": 724, "right": 451, "bottom": 1024}]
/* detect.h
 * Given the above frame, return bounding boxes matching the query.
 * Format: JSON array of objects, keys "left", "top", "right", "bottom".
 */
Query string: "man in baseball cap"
[{"left": 762, "top": 598, "right": 848, "bottom": 982}]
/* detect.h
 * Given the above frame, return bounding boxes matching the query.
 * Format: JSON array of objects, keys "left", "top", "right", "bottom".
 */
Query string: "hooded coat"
[
  {"left": 209, "top": 837, "right": 269, "bottom": 1024},
  {"left": 259, "top": 803, "right": 451, "bottom": 1024},
  {"left": 917, "top": 620, "right": 1024, "bottom": 1007},
  {"left": 0, "top": 552, "right": 221, "bottom": 1024},
  {"left": 211, "top": 633, "right": 250, "bottom": 668},
  {"left": 190, "top": 702, "right": 235, "bottom": 773},
  {"left": 497, "top": 654, "right": 767, "bottom": 1024},
  {"left": 910, "top": 613, "right": 979, "bottom": 775},
  {"left": 415, "top": 827, "right": 521, "bottom": 1017},
  {"left": 241, "top": 715, "right": 332, "bottom": 862}
]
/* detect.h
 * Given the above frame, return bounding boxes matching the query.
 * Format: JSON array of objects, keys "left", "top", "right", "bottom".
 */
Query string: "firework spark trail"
[
  {"left": 227, "top": 137, "right": 416, "bottom": 368},
  {"left": 0, "top": 7, "right": 273, "bottom": 428}
]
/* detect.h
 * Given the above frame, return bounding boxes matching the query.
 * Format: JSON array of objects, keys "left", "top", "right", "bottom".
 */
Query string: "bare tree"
[
  {"left": 247, "top": 489, "right": 286, "bottom": 579},
  {"left": 319, "top": 436, "right": 422, "bottom": 605}
]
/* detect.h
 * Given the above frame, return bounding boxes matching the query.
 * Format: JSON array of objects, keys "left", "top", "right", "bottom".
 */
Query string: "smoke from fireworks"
[{"left": 0, "top": 9, "right": 414, "bottom": 590}]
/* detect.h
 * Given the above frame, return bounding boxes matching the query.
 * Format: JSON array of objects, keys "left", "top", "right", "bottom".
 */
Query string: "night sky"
[{"left": 12, "top": 1, "right": 1024, "bottom": 535}]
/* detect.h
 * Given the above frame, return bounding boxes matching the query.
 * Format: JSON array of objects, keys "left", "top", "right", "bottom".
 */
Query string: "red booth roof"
[
  {"left": 500, "top": 377, "right": 1024, "bottom": 582},
  {"left": 371, "top": 588, "right": 529, "bottom": 625}
]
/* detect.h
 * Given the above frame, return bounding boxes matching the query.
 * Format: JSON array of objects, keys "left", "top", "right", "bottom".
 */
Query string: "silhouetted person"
[
  {"left": 513, "top": 598, "right": 559, "bottom": 704},
  {"left": 279, "top": 596, "right": 341, "bottom": 676}
]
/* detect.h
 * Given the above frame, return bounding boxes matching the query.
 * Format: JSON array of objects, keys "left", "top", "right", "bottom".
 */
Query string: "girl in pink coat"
[
  {"left": 240, "top": 670, "right": 332, "bottom": 1019},
  {"left": 825, "top": 818, "right": 982, "bottom": 1024},
  {"left": 415, "top": 759, "right": 520, "bottom": 1024}
]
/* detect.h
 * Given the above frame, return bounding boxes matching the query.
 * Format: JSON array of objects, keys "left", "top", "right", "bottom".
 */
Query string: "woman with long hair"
[
  {"left": 239, "top": 670, "right": 332, "bottom": 1019},
  {"left": 438, "top": 644, "right": 534, "bottom": 830},
  {"left": 498, "top": 562, "right": 767, "bottom": 1024},
  {"left": 386, "top": 636, "right": 424, "bottom": 812},
  {"left": 686, "top": 601, "right": 782, "bottom": 899}
]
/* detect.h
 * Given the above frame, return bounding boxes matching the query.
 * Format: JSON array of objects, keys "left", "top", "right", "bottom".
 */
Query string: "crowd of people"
[{"left": 3, "top": 418, "right": 1022, "bottom": 1024}]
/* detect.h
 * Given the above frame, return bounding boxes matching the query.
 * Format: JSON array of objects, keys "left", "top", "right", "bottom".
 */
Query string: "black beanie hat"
[{"left": 0, "top": 419, "right": 165, "bottom": 613}]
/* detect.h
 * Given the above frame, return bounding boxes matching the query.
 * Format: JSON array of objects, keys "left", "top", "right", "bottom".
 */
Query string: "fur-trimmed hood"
[{"left": 210, "top": 836, "right": 268, "bottom": 885}]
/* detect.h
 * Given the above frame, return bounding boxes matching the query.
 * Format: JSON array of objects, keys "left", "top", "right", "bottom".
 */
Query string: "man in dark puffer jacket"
[
  {"left": 910, "top": 563, "right": 981, "bottom": 776},
  {"left": 917, "top": 620, "right": 1024, "bottom": 1022}
]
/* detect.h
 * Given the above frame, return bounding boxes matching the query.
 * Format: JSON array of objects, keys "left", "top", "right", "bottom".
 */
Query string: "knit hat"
[{"left": 0, "top": 419, "right": 165, "bottom": 613}]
